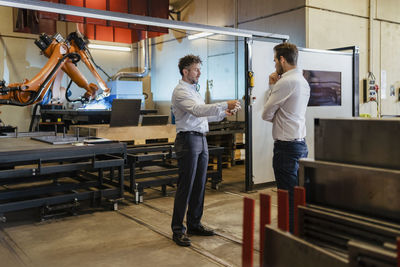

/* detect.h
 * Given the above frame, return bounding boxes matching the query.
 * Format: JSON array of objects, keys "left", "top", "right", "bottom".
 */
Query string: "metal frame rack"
[
  {"left": 107, "top": 144, "right": 224, "bottom": 204},
  {"left": 0, "top": 138, "right": 126, "bottom": 222}
]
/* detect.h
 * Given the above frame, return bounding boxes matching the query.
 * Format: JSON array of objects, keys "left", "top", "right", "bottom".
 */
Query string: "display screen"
[{"left": 303, "top": 70, "right": 342, "bottom": 106}]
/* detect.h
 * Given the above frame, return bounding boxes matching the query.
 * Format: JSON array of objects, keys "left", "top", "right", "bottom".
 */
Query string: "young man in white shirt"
[
  {"left": 171, "top": 54, "right": 240, "bottom": 246},
  {"left": 262, "top": 43, "right": 310, "bottom": 233}
]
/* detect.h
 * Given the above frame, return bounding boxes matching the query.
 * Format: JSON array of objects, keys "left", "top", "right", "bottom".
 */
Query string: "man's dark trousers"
[
  {"left": 171, "top": 132, "right": 209, "bottom": 235},
  {"left": 273, "top": 140, "right": 308, "bottom": 233}
]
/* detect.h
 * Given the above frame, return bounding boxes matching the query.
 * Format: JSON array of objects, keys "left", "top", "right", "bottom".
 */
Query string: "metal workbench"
[{"left": 0, "top": 137, "right": 126, "bottom": 221}]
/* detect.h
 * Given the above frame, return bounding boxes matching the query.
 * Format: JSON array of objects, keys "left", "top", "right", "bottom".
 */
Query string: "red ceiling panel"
[
  {"left": 114, "top": 27, "right": 132, "bottom": 44},
  {"left": 39, "top": 0, "right": 59, "bottom": 20},
  {"left": 147, "top": 0, "right": 169, "bottom": 33},
  {"left": 109, "top": 0, "right": 129, "bottom": 28},
  {"left": 15, "top": 0, "right": 170, "bottom": 44},
  {"left": 38, "top": 18, "right": 57, "bottom": 35},
  {"left": 85, "top": 0, "right": 107, "bottom": 25},
  {"left": 129, "top": 0, "right": 147, "bottom": 31},
  {"left": 85, "top": 23, "right": 95, "bottom": 40},
  {"left": 64, "top": 0, "right": 84, "bottom": 23},
  {"left": 95, "top": 25, "right": 114, "bottom": 42}
]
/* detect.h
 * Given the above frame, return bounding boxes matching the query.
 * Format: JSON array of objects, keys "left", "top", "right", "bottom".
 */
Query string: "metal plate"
[
  {"left": 263, "top": 225, "right": 348, "bottom": 267},
  {"left": 299, "top": 159, "right": 400, "bottom": 223},
  {"left": 314, "top": 118, "right": 400, "bottom": 170},
  {"left": 31, "top": 135, "right": 85, "bottom": 145}
]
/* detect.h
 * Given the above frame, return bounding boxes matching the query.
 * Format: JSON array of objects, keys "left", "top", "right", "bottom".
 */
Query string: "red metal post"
[
  {"left": 277, "top": 189, "right": 289, "bottom": 232},
  {"left": 242, "top": 197, "right": 255, "bottom": 267},
  {"left": 259, "top": 194, "right": 271, "bottom": 267},
  {"left": 397, "top": 236, "right": 399, "bottom": 267},
  {"left": 294, "top": 186, "right": 306, "bottom": 236}
]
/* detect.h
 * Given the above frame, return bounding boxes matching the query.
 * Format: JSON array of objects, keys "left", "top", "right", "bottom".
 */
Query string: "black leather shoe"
[
  {"left": 172, "top": 233, "right": 191, "bottom": 247},
  {"left": 187, "top": 225, "right": 215, "bottom": 236}
]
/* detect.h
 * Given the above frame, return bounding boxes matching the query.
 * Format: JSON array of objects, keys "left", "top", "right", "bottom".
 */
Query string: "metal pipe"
[{"left": 112, "top": 38, "right": 149, "bottom": 80}]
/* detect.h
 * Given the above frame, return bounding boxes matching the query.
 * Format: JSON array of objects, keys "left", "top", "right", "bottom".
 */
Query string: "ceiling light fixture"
[
  {"left": 87, "top": 44, "right": 132, "bottom": 52},
  {"left": 188, "top": 32, "right": 214, "bottom": 40}
]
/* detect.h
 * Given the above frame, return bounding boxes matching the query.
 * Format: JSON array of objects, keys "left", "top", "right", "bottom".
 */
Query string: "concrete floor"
[{"left": 0, "top": 165, "right": 278, "bottom": 267}]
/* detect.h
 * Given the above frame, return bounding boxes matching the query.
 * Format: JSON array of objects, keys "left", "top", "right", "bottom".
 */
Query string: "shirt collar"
[
  {"left": 281, "top": 67, "right": 299, "bottom": 78},
  {"left": 179, "top": 79, "right": 197, "bottom": 91}
]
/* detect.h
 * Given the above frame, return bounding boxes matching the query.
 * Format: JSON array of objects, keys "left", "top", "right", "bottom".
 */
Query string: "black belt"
[
  {"left": 275, "top": 138, "right": 305, "bottom": 143},
  {"left": 178, "top": 131, "right": 206, "bottom": 136}
]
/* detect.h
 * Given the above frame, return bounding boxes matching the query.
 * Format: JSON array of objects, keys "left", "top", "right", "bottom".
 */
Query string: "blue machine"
[{"left": 105, "top": 80, "right": 144, "bottom": 108}]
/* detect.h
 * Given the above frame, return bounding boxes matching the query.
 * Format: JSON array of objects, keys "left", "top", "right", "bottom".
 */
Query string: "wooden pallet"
[{"left": 70, "top": 124, "right": 176, "bottom": 143}]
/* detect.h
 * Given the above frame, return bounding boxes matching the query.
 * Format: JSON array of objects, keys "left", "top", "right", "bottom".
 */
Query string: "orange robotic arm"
[{"left": 0, "top": 32, "right": 110, "bottom": 106}]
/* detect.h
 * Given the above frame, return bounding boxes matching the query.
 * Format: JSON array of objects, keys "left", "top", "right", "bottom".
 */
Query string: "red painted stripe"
[
  {"left": 294, "top": 186, "right": 306, "bottom": 236},
  {"left": 242, "top": 197, "right": 255, "bottom": 267},
  {"left": 277, "top": 189, "right": 289, "bottom": 232},
  {"left": 259, "top": 194, "right": 271, "bottom": 267}
]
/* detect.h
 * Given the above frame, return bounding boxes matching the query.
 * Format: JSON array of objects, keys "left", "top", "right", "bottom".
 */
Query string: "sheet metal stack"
[{"left": 298, "top": 118, "right": 400, "bottom": 266}]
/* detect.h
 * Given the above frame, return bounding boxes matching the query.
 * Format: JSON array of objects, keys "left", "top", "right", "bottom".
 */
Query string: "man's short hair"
[
  {"left": 178, "top": 54, "right": 202, "bottom": 76},
  {"left": 273, "top": 42, "right": 298, "bottom": 66}
]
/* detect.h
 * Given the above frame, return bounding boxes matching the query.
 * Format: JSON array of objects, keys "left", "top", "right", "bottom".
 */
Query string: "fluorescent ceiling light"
[
  {"left": 88, "top": 44, "right": 132, "bottom": 52},
  {"left": 188, "top": 32, "right": 214, "bottom": 40}
]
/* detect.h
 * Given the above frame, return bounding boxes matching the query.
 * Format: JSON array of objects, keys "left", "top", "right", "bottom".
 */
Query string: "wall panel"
[
  {"left": 239, "top": 8, "right": 306, "bottom": 46},
  {"left": 380, "top": 21, "right": 400, "bottom": 115},
  {"left": 238, "top": 0, "right": 304, "bottom": 23},
  {"left": 377, "top": 0, "right": 400, "bottom": 24},
  {"left": 307, "top": 0, "right": 369, "bottom": 17}
]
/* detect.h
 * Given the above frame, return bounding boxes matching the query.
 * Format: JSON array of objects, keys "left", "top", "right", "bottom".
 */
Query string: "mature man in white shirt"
[
  {"left": 262, "top": 43, "right": 310, "bottom": 233},
  {"left": 171, "top": 54, "right": 240, "bottom": 246}
]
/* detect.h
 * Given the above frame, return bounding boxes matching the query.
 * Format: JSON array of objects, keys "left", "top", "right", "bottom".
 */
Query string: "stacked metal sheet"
[{"left": 298, "top": 118, "right": 400, "bottom": 266}]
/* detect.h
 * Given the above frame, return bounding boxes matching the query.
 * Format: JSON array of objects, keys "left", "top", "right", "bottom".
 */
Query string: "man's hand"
[
  {"left": 227, "top": 100, "right": 240, "bottom": 110},
  {"left": 269, "top": 72, "right": 280, "bottom": 85},
  {"left": 225, "top": 109, "right": 234, "bottom": 116},
  {"left": 226, "top": 100, "right": 241, "bottom": 116}
]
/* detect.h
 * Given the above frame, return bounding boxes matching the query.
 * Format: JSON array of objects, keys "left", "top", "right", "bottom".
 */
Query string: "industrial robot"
[{"left": 0, "top": 31, "right": 110, "bottom": 107}]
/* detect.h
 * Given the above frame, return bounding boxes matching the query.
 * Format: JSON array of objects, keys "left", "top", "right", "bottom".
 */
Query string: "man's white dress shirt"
[
  {"left": 172, "top": 80, "right": 227, "bottom": 134},
  {"left": 262, "top": 68, "right": 310, "bottom": 141}
]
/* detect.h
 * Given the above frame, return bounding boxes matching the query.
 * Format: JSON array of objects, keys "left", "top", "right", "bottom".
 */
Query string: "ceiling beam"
[{"left": 0, "top": 0, "right": 289, "bottom": 40}]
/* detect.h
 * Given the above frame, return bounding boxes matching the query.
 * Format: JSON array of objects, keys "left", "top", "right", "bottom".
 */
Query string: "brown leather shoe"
[
  {"left": 187, "top": 225, "right": 215, "bottom": 236},
  {"left": 172, "top": 233, "right": 191, "bottom": 247}
]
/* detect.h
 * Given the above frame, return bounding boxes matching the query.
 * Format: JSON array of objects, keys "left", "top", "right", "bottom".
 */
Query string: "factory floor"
[{"left": 0, "top": 165, "right": 278, "bottom": 267}]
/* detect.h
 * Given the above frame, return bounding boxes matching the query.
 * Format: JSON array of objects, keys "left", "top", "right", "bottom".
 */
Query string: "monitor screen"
[{"left": 303, "top": 70, "right": 342, "bottom": 106}]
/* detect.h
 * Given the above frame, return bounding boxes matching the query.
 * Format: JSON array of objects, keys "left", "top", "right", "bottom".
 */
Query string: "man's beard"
[
  {"left": 276, "top": 62, "right": 283, "bottom": 75},
  {"left": 189, "top": 76, "right": 199, "bottom": 84}
]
